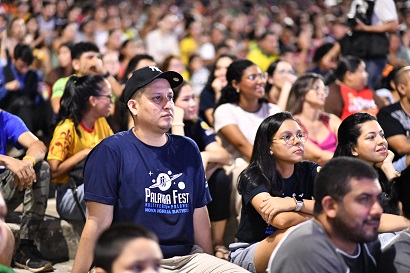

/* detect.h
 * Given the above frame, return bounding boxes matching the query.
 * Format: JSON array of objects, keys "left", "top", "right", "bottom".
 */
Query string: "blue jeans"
[
  {"left": 364, "top": 58, "right": 386, "bottom": 90},
  {"left": 56, "top": 183, "right": 86, "bottom": 221}
]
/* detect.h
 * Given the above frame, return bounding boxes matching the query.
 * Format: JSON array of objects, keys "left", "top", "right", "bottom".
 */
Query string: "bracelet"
[
  {"left": 103, "top": 71, "right": 110, "bottom": 78},
  {"left": 396, "top": 170, "right": 401, "bottom": 177},
  {"left": 172, "top": 122, "right": 185, "bottom": 127},
  {"left": 23, "top": 155, "right": 36, "bottom": 166}
]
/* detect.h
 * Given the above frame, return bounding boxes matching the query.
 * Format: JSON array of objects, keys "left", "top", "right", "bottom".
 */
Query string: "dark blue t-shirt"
[
  {"left": 236, "top": 161, "right": 319, "bottom": 243},
  {"left": 84, "top": 130, "right": 212, "bottom": 258},
  {"left": 184, "top": 118, "right": 215, "bottom": 151}
]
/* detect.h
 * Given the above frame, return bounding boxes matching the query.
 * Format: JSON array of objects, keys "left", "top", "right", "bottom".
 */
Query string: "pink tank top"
[{"left": 296, "top": 114, "right": 337, "bottom": 153}]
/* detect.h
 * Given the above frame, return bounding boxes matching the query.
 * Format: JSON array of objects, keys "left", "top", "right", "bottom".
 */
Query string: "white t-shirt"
[{"left": 214, "top": 102, "right": 281, "bottom": 159}]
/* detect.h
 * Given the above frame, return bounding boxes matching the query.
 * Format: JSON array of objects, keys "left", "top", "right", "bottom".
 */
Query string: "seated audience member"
[
  {"left": 333, "top": 113, "right": 401, "bottom": 214},
  {"left": 0, "top": 43, "right": 53, "bottom": 142},
  {"left": 265, "top": 60, "right": 297, "bottom": 110},
  {"left": 246, "top": 31, "right": 279, "bottom": 72},
  {"left": 47, "top": 75, "right": 114, "bottom": 221},
  {"left": 0, "top": 192, "right": 14, "bottom": 269},
  {"left": 94, "top": 223, "right": 162, "bottom": 273},
  {"left": 45, "top": 42, "right": 74, "bottom": 89},
  {"left": 102, "top": 51, "right": 121, "bottom": 80},
  {"left": 118, "top": 39, "right": 143, "bottom": 80},
  {"left": 333, "top": 113, "right": 410, "bottom": 246},
  {"left": 0, "top": 110, "right": 52, "bottom": 272},
  {"left": 51, "top": 42, "right": 122, "bottom": 114},
  {"left": 374, "top": 64, "right": 403, "bottom": 105},
  {"left": 71, "top": 66, "right": 248, "bottom": 273},
  {"left": 111, "top": 54, "right": 156, "bottom": 133},
  {"left": 230, "top": 112, "right": 318, "bottom": 273},
  {"left": 172, "top": 81, "right": 232, "bottom": 260},
  {"left": 324, "top": 56, "right": 385, "bottom": 120},
  {"left": 267, "top": 157, "right": 383, "bottom": 273},
  {"left": 287, "top": 73, "right": 341, "bottom": 165},
  {"left": 199, "top": 54, "right": 237, "bottom": 127},
  {"left": 307, "top": 42, "right": 337, "bottom": 80},
  {"left": 377, "top": 167, "right": 410, "bottom": 273},
  {"left": 161, "top": 54, "right": 189, "bottom": 80},
  {"left": 377, "top": 66, "right": 410, "bottom": 171},
  {"left": 214, "top": 59, "right": 281, "bottom": 162}
]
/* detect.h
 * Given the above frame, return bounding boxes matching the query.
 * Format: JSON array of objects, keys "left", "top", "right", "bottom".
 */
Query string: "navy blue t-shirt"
[
  {"left": 236, "top": 161, "right": 319, "bottom": 243},
  {"left": 84, "top": 130, "right": 212, "bottom": 258},
  {"left": 184, "top": 118, "right": 215, "bottom": 151}
]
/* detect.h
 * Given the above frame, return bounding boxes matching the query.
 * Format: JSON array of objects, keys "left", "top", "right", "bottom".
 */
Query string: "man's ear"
[
  {"left": 322, "top": 196, "right": 338, "bottom": 219},
  {"left": 127, "top": 99, "right": 138, "bottom": 116},
  {"left": 396, "top": 82, "right": 406, "bottom": 97},
  {"left": 72, "top": 59, "right": 80, "bottom": 72}
]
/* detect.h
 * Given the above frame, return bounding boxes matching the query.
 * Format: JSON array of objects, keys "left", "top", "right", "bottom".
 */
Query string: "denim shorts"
[{"left": 229, "top": 242, "right": 259, "bottom": 273}]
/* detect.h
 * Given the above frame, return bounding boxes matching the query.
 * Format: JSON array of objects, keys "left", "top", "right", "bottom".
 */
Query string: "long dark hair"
[
  {"left": 287, "top": 73, "right": 323, "bottom": 115},
  {"left": 238, "top": 112, "right": 297, "bottom": 196},
  {"left": 57, "top": 74, "right": 106, "bottom": 137},
  {"left": 333, "top": 112, "right": 377, "bottom": 157},
  {"left": 215, "top": 59, "right": 268, "bottom": 109},
  {"left": 204, "top": 53, "right": 237, "bottom": 89}
]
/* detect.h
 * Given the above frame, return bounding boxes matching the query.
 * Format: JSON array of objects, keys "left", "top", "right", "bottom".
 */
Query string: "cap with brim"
[{"left": 124, "top": 66, "right": 183, "bottom": 102}]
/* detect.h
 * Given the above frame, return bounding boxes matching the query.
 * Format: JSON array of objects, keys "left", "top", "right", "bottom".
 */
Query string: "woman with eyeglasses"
[
  {"left": 214, "top": 59, "right": 281, "bottom": 162},
  {"left": 48, "top": 75, "right": 114, "bottom": 221},
  {"left": 324, "top": 55, "right": 385, "bottom": 120},
  {"left": 230, "top": 112, "right": 317, "bottom": 273},
  {"left": 265, "top": 60, "right": 297, "bottom": 110},
  {"left": 287, "top": 73, "right": 341, "bottom": 165}
]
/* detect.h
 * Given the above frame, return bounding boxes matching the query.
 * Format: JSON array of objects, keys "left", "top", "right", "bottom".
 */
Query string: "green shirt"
[{"left": 51, "top": 75, "right": 71, "bottom": 100}]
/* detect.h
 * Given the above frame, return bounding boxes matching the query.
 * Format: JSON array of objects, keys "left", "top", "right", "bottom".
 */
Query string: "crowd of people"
[{"left": 1, "top": 0, "right": 410, "bottom": 272}]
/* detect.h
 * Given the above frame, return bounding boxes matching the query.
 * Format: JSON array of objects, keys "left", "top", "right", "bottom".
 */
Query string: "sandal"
[{"left": 214, "top": 245, "right": 229, "bottom": 260}]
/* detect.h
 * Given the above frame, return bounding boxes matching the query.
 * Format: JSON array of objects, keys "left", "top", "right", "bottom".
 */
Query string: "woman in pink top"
[{"left": 287, "top": 73, "right": 341, "bottom": 165}]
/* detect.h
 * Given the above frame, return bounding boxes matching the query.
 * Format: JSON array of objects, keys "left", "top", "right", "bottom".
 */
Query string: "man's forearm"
[{"left": 25, "top": 140, "right": 47, "bottom": 164}]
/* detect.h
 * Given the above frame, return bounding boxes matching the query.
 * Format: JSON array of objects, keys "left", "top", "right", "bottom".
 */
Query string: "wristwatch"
[{"left": 293, "top": 195, "right": 304, "bottom": 212}]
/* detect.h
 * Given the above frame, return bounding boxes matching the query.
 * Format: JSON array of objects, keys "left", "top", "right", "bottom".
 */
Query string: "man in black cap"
[{"left": 72, "top": 66, "right": 248, "bottom": 273}]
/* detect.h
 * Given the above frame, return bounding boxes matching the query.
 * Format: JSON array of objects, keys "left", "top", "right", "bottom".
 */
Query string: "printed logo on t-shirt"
[
  {"left": 346, "top": 93, "right": 378, "bottom": 116},
  {"left": 144, "top": 170, "right": 190, "bottom": 215}
]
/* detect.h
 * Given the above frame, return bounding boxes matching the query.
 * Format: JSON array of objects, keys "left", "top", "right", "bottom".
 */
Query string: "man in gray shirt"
[{"left": 267, "top": 157, "right": 382, "bottom": 273}]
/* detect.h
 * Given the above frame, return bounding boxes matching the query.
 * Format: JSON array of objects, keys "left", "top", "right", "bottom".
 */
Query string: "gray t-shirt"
[
  {"left": 267, "top": 219, "right": 380, "bottom": 273},
  {"left": 378, "top": 229, "right": 410, "bottom": 273}
]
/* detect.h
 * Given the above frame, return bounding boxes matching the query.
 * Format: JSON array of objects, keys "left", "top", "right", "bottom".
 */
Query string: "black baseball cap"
[{"left": 123, "top": 66, "right": 183, "bottom": 102}]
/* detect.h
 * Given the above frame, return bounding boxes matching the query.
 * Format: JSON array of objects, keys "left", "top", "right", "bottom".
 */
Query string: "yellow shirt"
[
  {"left": 47, "top": 118, "right": 113, "bottom": 184},
  {"left": 246, "top": 47, "right": 279, "bottom": 72},
  {"left": 179, "top": 36, "right": 197, "bottom": 65}
]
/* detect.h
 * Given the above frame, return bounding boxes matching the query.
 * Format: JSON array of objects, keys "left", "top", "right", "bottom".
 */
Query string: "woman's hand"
[
  {"left": 374, "top": 150, "right": 394, "bottom": 169},
  {"left": 375, "top": 150, "right": 398, "bottom": 180},
  {"left": 260, "top": 197, "right": 295, "bottom": 224}
]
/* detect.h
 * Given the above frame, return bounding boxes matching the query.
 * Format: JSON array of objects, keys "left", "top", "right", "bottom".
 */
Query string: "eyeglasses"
[
  {"left": 277, "top": 69, "right": 297, "bottom": 76},
  {"left": 246, "top": 72, "right": 268, "bottom": 81},
  {"left": 96, "top": 94, "right": 114, "bottom": 102},
  {"left": 311, "top": 85, "right": 329, "bottom": 97},
  {"left": 272, "top": 132, "right": 308, "bottom": 146}
]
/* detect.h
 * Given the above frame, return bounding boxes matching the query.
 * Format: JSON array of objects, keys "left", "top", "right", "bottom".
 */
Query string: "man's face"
[
  {"left": 73, "top": 51, "right": 101, "bottom": 76},
  {"left": 131, "top": 79, "right": 174, "bottom": 134},
  {"left": 14, "top": 59, "right": 29, "bottom": 74},
  {"left": 259, "top": 34, "right": 278, "bottom": 55},
  {"left": 333, "top": 177, "right": 382, "bottom": 244}
]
